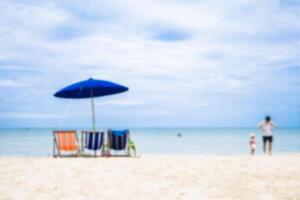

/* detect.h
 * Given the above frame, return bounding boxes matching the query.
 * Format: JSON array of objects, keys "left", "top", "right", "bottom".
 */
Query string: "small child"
[{"left": 249, "top": 133, "right": 256, "bottom": 155}]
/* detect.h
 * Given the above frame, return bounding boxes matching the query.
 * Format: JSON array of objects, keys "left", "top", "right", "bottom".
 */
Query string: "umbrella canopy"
[
  {"left": 54, "top": 78, "right": 129, "bottom": 130},
  {"left": 54, "top": 78, "right": 128, "bottom": 98}
]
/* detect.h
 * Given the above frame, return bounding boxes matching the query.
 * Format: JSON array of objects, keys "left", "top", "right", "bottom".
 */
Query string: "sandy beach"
[{"left": 0, "top": 155, "right": 299, "bottom": 200}]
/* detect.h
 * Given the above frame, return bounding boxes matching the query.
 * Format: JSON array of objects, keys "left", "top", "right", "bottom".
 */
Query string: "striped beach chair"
[
  {"left": 107, "top": 129, "right": 131, "bottom": 157},
  {"left": 53, "top": 130, "right": 80, "bottom": 157},
  {"left": 81, "top": 131, "right": 105, "bottom": 157}
]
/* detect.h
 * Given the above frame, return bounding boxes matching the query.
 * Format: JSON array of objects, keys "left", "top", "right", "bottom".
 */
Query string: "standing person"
[
  {"left": 249, "top": 133, "right": 256, "bottom": 156},
  {"left": 257, "top": 116, "right": 275, "bottom": 155}
]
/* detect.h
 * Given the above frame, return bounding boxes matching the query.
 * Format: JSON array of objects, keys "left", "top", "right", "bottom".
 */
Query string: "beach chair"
[
  {"left": 81, "top": 131, "right": 105, "bottom": 157},
  {"left": 107, "top": 129, "right": 131, "bottom": 157},
  {"left": 53, "top": 130, "right": 80, "bottom": 157}
]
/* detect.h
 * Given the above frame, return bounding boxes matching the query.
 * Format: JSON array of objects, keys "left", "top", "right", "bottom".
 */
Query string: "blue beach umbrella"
[{"left": 54, "top": 78, "right": 128, "bottom": 130}]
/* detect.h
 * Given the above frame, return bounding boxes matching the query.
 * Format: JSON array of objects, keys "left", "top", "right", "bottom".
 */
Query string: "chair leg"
[
  {"left": 81, "top": 132, "right": 84, "bottom": 154},
  {"left": 53, "top": 145, "right": 56, "bottom": 158},
  {"left": 76, "top": 147, "right": 80, "bottom": 157},
  {"left": 53, "top": 141, "right": 55, "bottom": 157},
  {"left": 57, "top": 149, "right": 61, "bottom": 157},
  {"left": 127, "top": 147, "right": 131, "bottom": 157},
  {"left": 53, "top": 139, "right": 58, "bottom": 158},
  {"left": 107, "top": 149, "right": 111, "bottom": 157},
  {"left": 127, "top": 133, "right": 131, "bottom": 157},
  {"left": 127, "top": 142, "right": 131, "bottom": 157},
  {"left": 101, "top": 146, "right": 104, "bottom": 157}
]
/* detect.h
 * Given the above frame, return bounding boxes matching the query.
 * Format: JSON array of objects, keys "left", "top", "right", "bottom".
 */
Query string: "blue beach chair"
[
  {"left": 81, "top": 131, "right": 105, "bottom": 157},
  {"left": 107, "top": 129, "right": 131, "bottom": 157}
]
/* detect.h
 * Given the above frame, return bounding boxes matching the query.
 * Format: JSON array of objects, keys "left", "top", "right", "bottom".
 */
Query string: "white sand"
[{"left": 0, "top": 155, "right": 300, "bottom": 200}]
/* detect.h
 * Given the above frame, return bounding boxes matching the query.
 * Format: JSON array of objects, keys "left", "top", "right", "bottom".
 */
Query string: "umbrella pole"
[{"left": 91, "top": 90, "right": 96, "bottom": 132}]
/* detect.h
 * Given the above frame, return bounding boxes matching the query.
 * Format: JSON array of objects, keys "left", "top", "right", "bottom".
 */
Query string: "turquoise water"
[{"left": 0, "top": 128, "right": 299, "bottom": 156}]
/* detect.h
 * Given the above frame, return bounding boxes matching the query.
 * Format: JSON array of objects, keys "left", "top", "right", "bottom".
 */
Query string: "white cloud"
[
  {"left": 0, "top": 80, "right": 25, "bottom": 88},
  {"left": 0, "top": 0, "right": 299, "bottom": 126},
  {"left": 0, "top": 112, "right": 65, "bottom": 119},
  {"left": 98, "top": 99, "right": 143, "bottom": 106},
  {"left": 226, "top": 79, "right": 242, "bottom": 89}
]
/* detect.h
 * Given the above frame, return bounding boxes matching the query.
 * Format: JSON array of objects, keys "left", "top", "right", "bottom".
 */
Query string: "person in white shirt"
[{"left": 257, "top": 116, "right": 275, "bottom": 155}]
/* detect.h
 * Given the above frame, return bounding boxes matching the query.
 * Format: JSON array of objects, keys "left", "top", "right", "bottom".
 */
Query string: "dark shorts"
[{"left": 263, "top": 136, "right": 273, "bottom": 143}]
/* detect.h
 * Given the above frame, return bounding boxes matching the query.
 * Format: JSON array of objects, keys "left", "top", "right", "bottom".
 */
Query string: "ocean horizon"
[{"left": 1, "top": 127, "right": 299, "bottom": 157}]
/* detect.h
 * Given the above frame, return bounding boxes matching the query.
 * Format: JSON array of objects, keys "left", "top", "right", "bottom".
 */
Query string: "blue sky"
[{"left": 0, "top": 0, "right": 299, "bottom": 128}]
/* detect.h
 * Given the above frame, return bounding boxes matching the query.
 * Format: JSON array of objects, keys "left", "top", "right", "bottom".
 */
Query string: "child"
[{"left": 249, "top": 133, "right": 256, "bottom": 155}]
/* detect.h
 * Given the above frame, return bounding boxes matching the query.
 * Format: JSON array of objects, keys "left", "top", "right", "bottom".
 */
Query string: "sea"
[{"left": 0, "top": 128, "right": 299, "bottom": 156}]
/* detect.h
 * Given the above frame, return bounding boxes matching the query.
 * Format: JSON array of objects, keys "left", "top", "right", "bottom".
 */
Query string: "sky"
[{"left": 0, "top": 0, "right": 299, "bottom": 128}]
